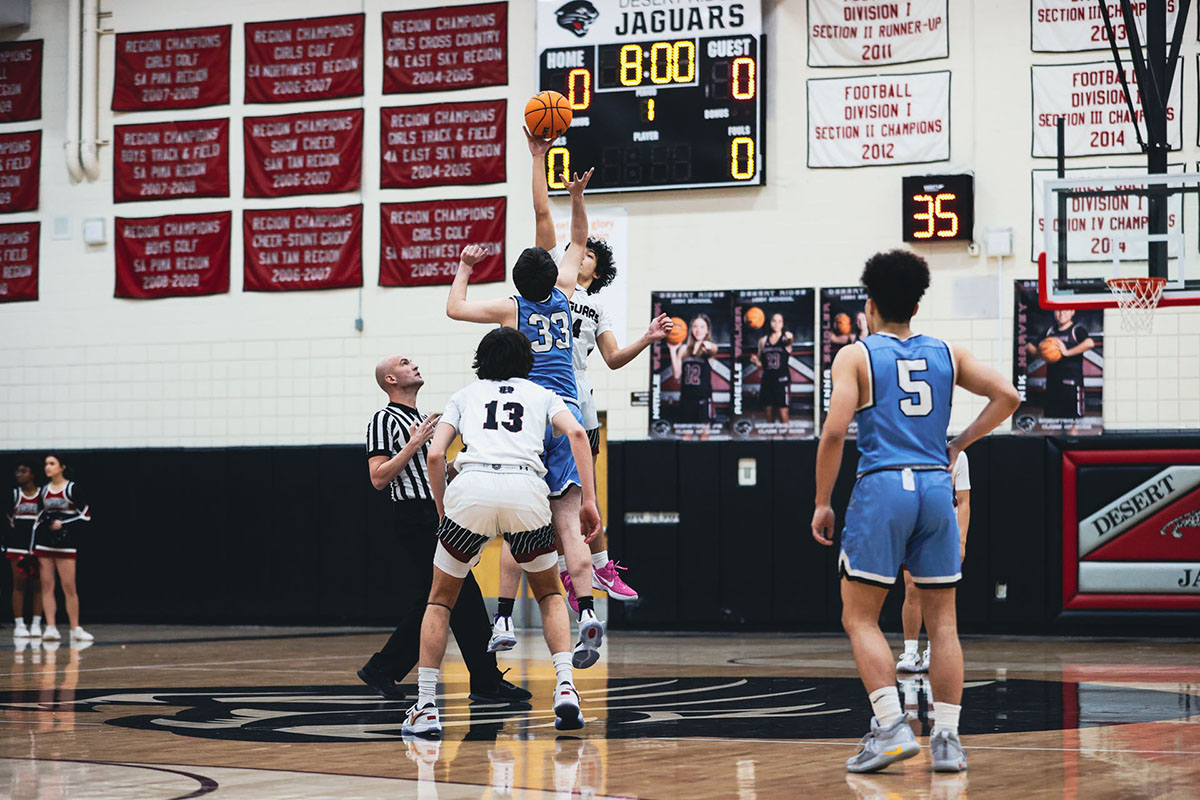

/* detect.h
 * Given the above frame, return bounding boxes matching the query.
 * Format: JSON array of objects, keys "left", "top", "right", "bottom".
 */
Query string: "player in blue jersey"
[
  {"left": 812, "top": 250, "right": 1019, "bottom": 774},
  {"left": 445, "top": 168, "right": 606, "bottom": 668}
]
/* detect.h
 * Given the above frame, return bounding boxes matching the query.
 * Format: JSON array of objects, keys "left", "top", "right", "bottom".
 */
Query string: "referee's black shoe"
[
  {"left": 357, "top": 663, "right": 408, "bottom": 701},
  {"left": 469, "top": 670, "right": 533, "bottom": 704}
]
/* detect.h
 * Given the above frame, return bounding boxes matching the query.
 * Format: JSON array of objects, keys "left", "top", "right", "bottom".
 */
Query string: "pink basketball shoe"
[{"left": 592, "top": 560, "right": 638, "bottom": 601}]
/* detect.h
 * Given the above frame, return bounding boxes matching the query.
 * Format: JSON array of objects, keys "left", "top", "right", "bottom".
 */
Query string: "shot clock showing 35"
[{"left": 536, "top": 0, "right": 765, "bottom": 193}]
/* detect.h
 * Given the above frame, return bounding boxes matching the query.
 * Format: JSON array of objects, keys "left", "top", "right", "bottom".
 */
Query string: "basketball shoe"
[
  {"left": 560, "top": 570, "right": 581, "bottom": 614},
  {"left": 401, "top": 701, "right": 442, "bottom": 739},
  {"left": 571, "top": 609, "right": 604, "bottom": 669},
  {"left": 41, "top": 626, "right": 61, "bottom": 641},
  {"left": 845, "top": 715, "right": 920, "bottom": 773},
  {"left": 553, "top": 682, "right": 585, "bottom": 731},
  {"left": 488, "top": 614, "right": 517, "bottom": 652},
  {"left": 592, "top": 560, "right": 638, "bottom": 601},
  {"left": 930, "top": 729, "right": 968, "bottom": 772},
  {"left": 12, "top": 619, "right": 29, "bottom": 638}
]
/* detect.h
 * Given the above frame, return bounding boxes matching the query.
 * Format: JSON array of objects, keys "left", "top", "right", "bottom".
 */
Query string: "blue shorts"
[
  {"left": 543, "top": 401, "right": 583, "bottom": 497},
  {"left": 839, "top": 468, "right": 961, "bottom": 588}
]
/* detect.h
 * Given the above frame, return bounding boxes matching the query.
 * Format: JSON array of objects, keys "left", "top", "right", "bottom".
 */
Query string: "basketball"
[
  {"left": 667, "top": 317, "right": 688, "bottom": 344},
  {"left": 1039, "top": 337, "right": 1064, "bottom": 363},
  {"left": 834, "top": 313, "right": 852, "bottom": 335},
  {"left": 745, "top": 307, "right": 765, "bottom": 329},
  {"left": 525, "top": 91, "right": 573, "bottom": 140}
]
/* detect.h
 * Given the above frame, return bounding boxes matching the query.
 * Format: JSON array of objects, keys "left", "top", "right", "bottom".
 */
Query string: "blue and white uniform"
[
  {"left": 839, "top": 332, "right": 960, "bottom": 587},
  {"left": 514, "top": 288, "right": 584, "bottom": 496}
]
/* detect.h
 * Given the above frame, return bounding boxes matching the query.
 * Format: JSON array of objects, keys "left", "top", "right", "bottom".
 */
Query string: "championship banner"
[
  {"left": 0, "top": 40, "right": 42, "bottom": 123},
  {"left": 0, "top": 131, "right": 39, "bottom": 213},
  {"left": 732, "top": 289, "right": 816, "bottom": 440},
  {"left": 1030, "top": 164, "right": 1183, "bottom": 263},
  {"left": 379, "top": 197, "right": 505, "bottom": 287},
  {"left": 819, "top": 287, "right": 869, "bottom": 434},
  {"left": 113, "top": 118, "right": 229, "bottom": 203},
  {"left": 245, "top": 14, "right": 364, "bottom": 103},
  {"left": 112, "top": 25, "right": 231, "bottom": 111},
  {"left": 0, "top": 221, "right": 38, "bottom": 303},
  {"left": 807, "top": 71, "right": 950, "bottom": 168},
  {"left": 243, "top": 108, "right": 362, "bottom": 198},
  {"left": 243, "top": 205, "right": 362, "bottom": 292},
  {"left": 1032, "top": 1, "right": 1182, "bottom": 53},
  {"left": 1012, "top": 279, "right": 1103, "bottom": 435},
  {"left": 1031, "top": 62, "right": 1181, "bottom": 157},
  {"left": 382, "top": 2, "right": 507, "bottom": 93},
  {"left": 114, "top": 211, "right": 231, "bottom": 299},
  {"left": 807, "top": 0, "right": 948, "bottom": 68},
  {"left": 649, "top": 291, "right": 734, "bottom": 440},
  {"left": 380, "top": 99, "right": 505, "bottom": 188}
]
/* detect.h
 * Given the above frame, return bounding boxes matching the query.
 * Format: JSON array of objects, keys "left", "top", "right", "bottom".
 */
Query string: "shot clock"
[
  {"left": 901, "top": 174, "right": 974, "bottom": 243},
  {"left": 536, "top": 0, "right": 764, "bottom": 194}
]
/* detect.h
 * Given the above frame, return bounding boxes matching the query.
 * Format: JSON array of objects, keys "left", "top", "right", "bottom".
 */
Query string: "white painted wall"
[{"left": 1, "top": 0, "right": 1197, "bottom": 449}]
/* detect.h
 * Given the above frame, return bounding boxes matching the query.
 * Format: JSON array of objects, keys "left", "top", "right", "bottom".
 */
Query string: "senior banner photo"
[
  {"left": 807, "top": 0, "right": 948, "bottom": 68},
  {"left": 649, "top": 291, "right": 734, "bottom": 440},
  {"left": 818, "top": 286, "right": 869, "bottom": 434},
  {"left": 732, "top": 289, "right": 816, "bottom": 439}
]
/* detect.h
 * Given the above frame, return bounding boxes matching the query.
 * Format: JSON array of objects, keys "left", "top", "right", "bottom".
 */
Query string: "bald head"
[{"left": 375, "top": 354, "right": 423, "bottom": 395}]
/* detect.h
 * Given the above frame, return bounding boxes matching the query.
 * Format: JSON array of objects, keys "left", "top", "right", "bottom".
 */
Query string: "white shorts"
[
  {"left": 434, "top": 468, "right": 557, "bottom": 579},
  {"left": 574, "top": 370, "right": 600, "bottom": 430}
]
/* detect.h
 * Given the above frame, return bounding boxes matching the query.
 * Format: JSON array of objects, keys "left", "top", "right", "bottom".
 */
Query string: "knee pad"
[
  {"left": 522, "top": 551, "right": 558, "bottom": 574},
  {"left": 433, "top": 541, "right": 478, "bottom": 579}
]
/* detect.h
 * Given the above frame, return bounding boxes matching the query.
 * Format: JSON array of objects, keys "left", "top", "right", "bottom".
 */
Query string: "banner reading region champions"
[
  {"left": 1031, "top": 164, "right": 1183, "bottom": 263},
  {"left": 819, "top": 287, "right": 869, "bottom": 434},
  {"left": 379, "top": 197, "right": 505, "bottom": 287},
  {"left": 732, "top": 289, "right": 815, "bottom": 439},
  {"left": 807, "top": 71, "right": 949, "bottom": 168},
  {"left": 243, "top": 108, "right": 362, "bottom": 198},
  {"left": 112, "top": 25, "right": 230, "bottom": 111},
  {"left": 380, "top": 99, "right": 505, "bottom": 188},
  {"left": 113, "top": 119, "right": 229, "bottom": 203},
  {"left": 243, "top": 205, "right": 362, "bottom": 292},
  {"left": 0, "top": 40, "right": 41, "bottom": 123},
  {"left": 382, "top": 2, "right": 507, "bottom": 93},
  {"left": 244, "top": 14, "right": 364, "bottom": 103},
  {"left": 0, "top": 131, "right": 39, "bottom": 213},
  {"left": 808, "top": 0, "right": 948, "bottom": 68},
  {"left": 650, "top": 291, "right": 734, "bottom": 440},
  {"left": 0, "top": 221, "right": 38, "bottom": 303},
  {"left": 1012, "top": 279, "right": 1103, "bottom": 435},
  {"left": 1031, "top": 1, "right": 1181, "bottom": 52},
  {"left": 1031, "top": 62, "right": 1181, "bottom": 157},
  {"left": 114, "top": 211, "right": 231, "bottom": 299}
]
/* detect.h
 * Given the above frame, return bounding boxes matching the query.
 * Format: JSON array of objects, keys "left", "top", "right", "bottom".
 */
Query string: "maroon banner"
[
  {"left": 245, "top": 14, "right": 364, "bottom": 103},
  {"left": 244, "top": 108, "right": 362, "bottom": 198},
  {"left": 0, "top": 222, "right": 38, "bottom": 303},
  {"left": 115, "top": 211, "right": 230, "bottom": 299},
  {"left": 0, "top": 40, "right": 42, "bottom": 123},
  {"left": 0, "top": 131, "right": 39, "bottom": 213},
  {"left": 382, "top": 3, "right": 506, "bottom": 94},
  {"left": 380, "top": 197, "right": 505, "bottom": 287},
  {"left": 113, "top": 118, "right": 229, "bottom": 203},
  {"left": 244, "top": 205, "right": 362, "bottom": 292},
  {"left": 113, "top": 25, "right": 231, "bottom": 111},
  {"left": 381, "top": 100, "right": 505, "bottom": 188}
]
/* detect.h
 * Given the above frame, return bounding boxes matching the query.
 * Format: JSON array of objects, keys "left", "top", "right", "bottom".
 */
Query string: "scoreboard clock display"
[
  {"left": 901, "top": 174, "right": 974, "bottom": 243},
  {"left": 536, "top": 0, "right": 764, "bottom": 194}
]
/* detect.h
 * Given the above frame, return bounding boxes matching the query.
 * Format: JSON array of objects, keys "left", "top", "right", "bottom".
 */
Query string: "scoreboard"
[{"left": 536, "top": 0, "right": 764, "bottom": 194}]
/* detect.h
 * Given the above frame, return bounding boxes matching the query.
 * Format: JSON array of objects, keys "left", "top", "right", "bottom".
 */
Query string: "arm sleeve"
[
  {"left": 954, "top": 451, "right": 971, "bottom": 491},
  {"left": 596, "top": 298, "right": 614, "bottom": 337},
  {"left": 366, "top": 410, "right": 396, "bottom": 458}
]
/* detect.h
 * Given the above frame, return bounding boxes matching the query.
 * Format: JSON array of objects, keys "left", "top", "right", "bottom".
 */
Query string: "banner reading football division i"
[
  {"left": 379, "top": 197, "right": 505, "bottom": 287},
  {"left": 243, "top": 108, "right": 362, "bottom": 197},
  {"left": 0, "top": 131, "right": 39, "bottom": 213},
  {"left": 0, "top": 40, "right": 41, "bottom": 123},
  {"left": 114, "top": 211, "right": 231, "bottom": 299},
  {"left": 807, "top": 71, "right": 949, "bottom": 168},
  {"left": 382, "top": 2, "right": 506, "bottom": 93},
  {"left": 807, "top": 0, "right": 948, "bottom": 68},
  {"left": 380, "top": 100, "right": 505, "bottom": 188},
  {"left": 245, "top": 14, "right": 363, "bottom": 103},
  {"left": 244, "top": 205, "right": 362, "bottom": 292},
  {"left": 113, "top": 119, "right": 229, "bottom": 203},
  {"left": 113, "top": 25, "right": 230, "bottom": 111},
  {"left": 0, "top": 222, "right": 38, "bottom": 303}
]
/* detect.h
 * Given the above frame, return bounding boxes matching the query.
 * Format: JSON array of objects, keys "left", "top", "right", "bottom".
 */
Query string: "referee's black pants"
[{"left": 367, "top": 500, "right": 502, "bottom": 687}]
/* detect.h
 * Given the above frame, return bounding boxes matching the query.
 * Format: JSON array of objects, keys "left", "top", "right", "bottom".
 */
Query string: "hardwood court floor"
[{"left": 1, "top": 626, "right": 1198, "bottom": 798}]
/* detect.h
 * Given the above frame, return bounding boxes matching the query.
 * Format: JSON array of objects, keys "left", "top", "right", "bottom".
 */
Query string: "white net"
[{"left": 1106, "top": 277, "right": 1166, "bottom": 333}]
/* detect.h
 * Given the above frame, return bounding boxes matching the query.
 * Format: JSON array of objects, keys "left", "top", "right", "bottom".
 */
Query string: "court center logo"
[{"left": 556, "top": 1, "right": 600, "bottom": 37}]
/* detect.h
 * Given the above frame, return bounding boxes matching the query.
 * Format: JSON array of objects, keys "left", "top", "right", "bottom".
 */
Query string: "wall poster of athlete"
[
  {"left": 649, "top": 290, "right": 734, "bottom": 440},
  {"left": 732, "top": 288, "right": 816, "bottom": 439},
  {"left": 818, "top": 286, "right": 870, "bottom": 435},
  {"left": 1012, "top": 279, "right": 1104, "bottom": 435}
]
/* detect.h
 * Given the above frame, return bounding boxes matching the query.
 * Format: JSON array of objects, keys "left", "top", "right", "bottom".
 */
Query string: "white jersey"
[
  {"left": 953, "top": 450, "right": 970, "bottom": 491},
  {"left": 442, "top": 378, "right": 569, "bottom": 476},
  {"left": 569, "top": 287, "right": 613, "bottom": 373}
]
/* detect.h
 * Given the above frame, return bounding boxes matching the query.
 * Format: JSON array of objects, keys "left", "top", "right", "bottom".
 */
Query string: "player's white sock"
[
  {"left": 32, "top": 615, "right": 41, "bottom": 626},
  {"left": 868, "top": 686, "right": 904, "bottom": 728},
  {"left": 557, "top": 555, "right": 568, "bottom": 574},
  {"left": 903, "top": 639, "right": 918, "bottom": 656},
  {"left": 591, "top": 550, "right": 608, "bottom": 569},
  {"left": 552, "top": 651, "right": 573, "bottom": 686},
  {"left": 932, "top": 702, "right": 961, "bottom": 735},
  {"left": 417, "top": 667, "right": 439, "bottom": 707}
]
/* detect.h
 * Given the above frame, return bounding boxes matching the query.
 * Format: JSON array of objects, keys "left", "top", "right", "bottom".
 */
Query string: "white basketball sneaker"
[
  {"left": 70, "top": 627, "right": 94, "bottom": 642},
  {"left": 41, "top": 626, "right": 61, "bottom": 641},
  {"left": 896, "top": 649, "right": 923, "bottom": 673},
  {"left": 553, "top": 682, "right": 584, "bottom": 731},
  {"left": 12, "top": 619, "right": 29, "bottom": 638},
  {"left": 488, "top": 615, "right": 517, "bottom": 652},
  {"left": 401, "top": 701, "right": 442, "bottom": 739}
]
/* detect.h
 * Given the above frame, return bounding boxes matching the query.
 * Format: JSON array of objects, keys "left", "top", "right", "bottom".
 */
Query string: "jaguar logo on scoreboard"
[
  {"left": 556, "top": 1, "right": 600, "bottom": 37},
  {"left": 1063, "top": 450, "right": 1200, "bottom": 610}
]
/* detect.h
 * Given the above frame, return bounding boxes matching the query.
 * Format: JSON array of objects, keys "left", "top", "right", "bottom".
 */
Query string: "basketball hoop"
[{"left": 1106, "top": 277, "right": 1166, "bottom": 333}]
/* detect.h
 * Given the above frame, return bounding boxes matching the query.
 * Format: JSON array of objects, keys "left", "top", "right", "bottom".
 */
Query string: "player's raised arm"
[
  {"left": 556, "top": 168, "right": 593, "bottom": 296},
  {"left": 597, "top": 314, "right": 673, "bottom": 370},
  {"left": 446, "top": 244, "right": 515, "bottom": 325},
  {"left": 425, "top": 420, "right": 458, "bottom": 519},
  {"left": 812, "top": 343, "right": 865, "bottom": 545},
  {"left": 526, "top": 127, "right": 557, "bottom": 251},
  {"left": 946, "top": 344, "right": 1021, "bottom": 466},
  {"left": 552, "top": 407, "right": 602, "bottom": 542}
]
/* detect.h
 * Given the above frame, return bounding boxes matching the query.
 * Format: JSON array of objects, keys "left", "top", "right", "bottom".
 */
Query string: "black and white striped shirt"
[{"left": 366, "top": 402, "right": 434, "bottom": 502}]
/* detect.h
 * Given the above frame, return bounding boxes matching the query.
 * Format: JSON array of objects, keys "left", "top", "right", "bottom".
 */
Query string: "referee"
[{"left": 357, "top": 353, "right": 531, "bottom": 704}]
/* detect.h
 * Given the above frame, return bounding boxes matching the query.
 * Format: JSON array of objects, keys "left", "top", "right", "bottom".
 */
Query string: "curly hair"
[
  {"left": 585, "top": 237, "right": 616, "bottom": 294},
  {"left": 860, "top": 249, "right": 930, "bottom": 324}
]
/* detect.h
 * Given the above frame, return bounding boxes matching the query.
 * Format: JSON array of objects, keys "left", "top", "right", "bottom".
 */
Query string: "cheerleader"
[
  {"left": 7, "top": 461, "right": 43, "bottom": 638},
  {"left": 34, "top": 455, "right": 92, "bottom": 641}
]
